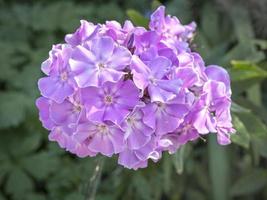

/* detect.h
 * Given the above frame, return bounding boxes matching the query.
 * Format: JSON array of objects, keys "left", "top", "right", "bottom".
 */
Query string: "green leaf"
[
  {"left": 12, "top": 132, "right": 42, "bottom": 156},
  {"left": 167, "top": 0, "right": 192, "bottom": 23},
  {"left": 22, "top": 152, "right": 60, "bottom": 180},
  {"left": 163, "top": 154, "right": 171, "bottom": 194},
  {"left": 247, "top": 84, "right": 262, "bottom": 106},
  {"left": 172, "top": 145, "right": 186, "bottom": 174},
  {"left": 251, "top": 136, "right": 267, "bottom": 159},
  {"left": 236, "top": 112, "right": 267, "bottom": 158},
  {"left": 237, "top": 112, "right": 267, "bottom": 137},
  {"left": 126, "top": 9, "right": 149, "bottom": 28},
  {"left": 5, "top": 168, "right": 33, "bottom": 198},
  {"left": 231, "top": 115, "right": 250, "bottom": 148},
  {"left": 151, "top": 0, "right": 161, "bottom": 10},
  {"left": 186, "top": 189, "right": 206, "bottom": 200},
  {"left": 0, "top": 129, "right": 42, "bottom": 157},
  {"left": 230, "top": 5, "right": 254, "bottom": 43},
  {"left": 93, "top": 3, "right": 124, "bottom": 24},
  {"left": 200, "top": 3, "right": 221, "bottom": 45},
  {"left": 0, "top": 92, "right": 29, "bottom": 129},
  {"left": 230, "top": 169, "right": 267, "bottom": 196},
  {"left": 253, "top": 39, "right": 267, "bottom": 50},
  {"left": 24, "top": 193, "right": 46, "bottom": 200},
  {"left": 231, "top": 102, "right": 250, "bottom": 113},
  {"left": 0, "top": 194, "right": 6, "bottom": 200},
  {"left": 12, "top": 62, "right": 42, "bottom": 97},
  {"left": 65, "top": 193, "right": 84, "bottom": 200},
  {"left": 230, "top": 60, "right": 267, "bottom": 82},
  {"left": 0, "top": 158, "right": 12, "bottom": 184},
  {"left": 223, "top": 43, "right": 264, "bottom": 65},
  {"left": 234, "top": 97, "right": 267, "bottom": 124},
  {"left": 194, "top": 165, "right": 211, "bottom": 192},
  {"left": 132, "top": 173, "right": 152, "bottom": 200}
]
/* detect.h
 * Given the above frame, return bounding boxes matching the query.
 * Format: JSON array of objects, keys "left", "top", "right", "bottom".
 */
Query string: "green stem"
[
  {"left": 208, "top": 134, "right": 231, "bottom": 200},
  {"left": 85, "top": 157, "right": 105, "bottom": 200}
]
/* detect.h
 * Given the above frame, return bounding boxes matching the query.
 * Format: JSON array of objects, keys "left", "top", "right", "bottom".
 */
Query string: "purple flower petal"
[
  {"left": 82, "top": 81, "right": 139, "bottom": 125},
  {"left": 205, "top": 65, "right": 231, "bottom": 96},
  {"left": 108, "top": 46, "right": 132, "bottom": 70},
  {"left": 91, "top": 37, "right": 114, "bottom": 61},
  {"left": 75, "top": 122, "right": 125, "bottom": 156},
  {"left": 38, "top": 76, "right": 74, "bottom": 103},
  {"left": 36, "top": 97, "right": 55, "bottom": 130},
  {"left": 65, "top": 20, "right": 97, "bottom": 46}
]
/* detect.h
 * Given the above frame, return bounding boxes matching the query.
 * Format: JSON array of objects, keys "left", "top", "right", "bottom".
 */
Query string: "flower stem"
[
  {"left": 85, "top": 157, "right": 105, "bottom": 200},
  {"left": 208, "top": 134, "right": 231, "bottom": 200}
]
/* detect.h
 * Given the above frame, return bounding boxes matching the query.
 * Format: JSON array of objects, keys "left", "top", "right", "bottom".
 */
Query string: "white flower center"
[
  {"left": 148, "top": 76, "right": 157, "bottom": 85},
  {"left": 60, "top": 72, "right": 68, "bottom": 81},
  {"left": 97, "top": 124, "right": 109, "bottom": 134}
]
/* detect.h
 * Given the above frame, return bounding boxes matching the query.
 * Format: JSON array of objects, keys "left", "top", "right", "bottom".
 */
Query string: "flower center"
[
  {"left": 157, "top": 102, "right": 164, "bottom": 107},
  {"left": 148, "top": 76, "right": 157, "bottom": 85},
  {"left": 104, "top": 95, "right": 113, "bottom": 104},
  {"left": 60, "top": 72, "right": 68, "bottom": 81},
  {"left": 97, "top": 124, "right": 109, "bottom": 134},
  {"left": 98, "top": 62, "right": 106, "bottom": 69},
  {"left": 156, "top": 102, "right": 166, "bottom": 111},
  {"left": 127, "top": 116, "right": 136, "bottom": 125},
  {"left": 182, "top": 124, "right": 191, "bottom": 133},
  {"left": 210, "top": 111, "right": 216, "bottom": 117},
  {"left": 142, "top": 43, "right": 150, "bottom": 51},
  {"left": 73, "top": 104, "right": 82, "bottom": 113}
]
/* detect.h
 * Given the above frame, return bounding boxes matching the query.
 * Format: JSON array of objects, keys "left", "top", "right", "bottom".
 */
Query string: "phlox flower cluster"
[{"left": 36, "top": 6, "right": 235, "bottom": 169}]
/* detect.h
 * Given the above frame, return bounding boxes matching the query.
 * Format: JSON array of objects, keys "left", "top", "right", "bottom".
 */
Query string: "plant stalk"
[{"left": 85, "top": 157, "right": 105, "bottom": 200}]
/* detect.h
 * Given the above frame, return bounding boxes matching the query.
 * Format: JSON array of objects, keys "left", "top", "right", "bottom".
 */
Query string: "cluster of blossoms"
[{"left": 36, "top": 6, "right": 235, "bottom": 169}]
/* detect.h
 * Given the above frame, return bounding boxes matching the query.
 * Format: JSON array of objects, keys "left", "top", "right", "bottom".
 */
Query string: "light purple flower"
[
  {"left": 70, "top": 142, "right": 97, "bottom": 158},
  {"left": 36, "top": 5, "right": 235, "bottom": 169},
  {"left": 176, "top": 116, "right": 200, "bottom": 145},
  {"left": 41, "top": 44, "right": 63, "bottom": 75},
  {"left": 192, "top": 80, "right": 230, "bottom": 134},
  {"left": 215, "top": 103, "right": 235, "bottom": 145},
  {"left": 118, "top": 136, "right": 160, "bottom": 170},
  {"left": 142, "top": 95, "right": 188, "bottom": 135},
  {"left": 49, "top": 125, "right": 74, "bottom": 149},
  {"left": 158, "top": 46, "right": 179, "bottom": 66},
  {"left": 157, "top": 133, "right": 183, "bottom": 154},
  {"left": 49, "top": 92, "right": 84, "bottom": 126},
  {"left": 74, "top": 121, "right": 125, "bottom": 156},
  {"left": 149, "top": 6, "right": 196, "bottom": 42},
  {"left": 121, "top": 105, "right": 154, "bottom": 150},
  {"left": 175, "top": 67, "right": 199, "bottom": 88},
  {"left": 134, "top": 31, "right": 161, "bottom": 55},
  {"left": 36, "top": 97, "right": 55, "bottom": 130},
  {"left": 131, "top": 55, "right": 182, "bottom": 102},
  {"left": 69, "top": 36, "right": 132, "bottom": 88},
  {"left": 81, "top": 80, "right": 139, "bottom": 125},
  {"left": 102, "top": 20, "right": 139, "bottom": 46},
  {"left": 38, "top": 45, "right": 75, "bottom": 103},
  {"left": 65, "top": 20, "right": 98, "bottom": 46},
  {"left": 48, "top": 124, "right": 94, "bottom": 157},
  {"left": 205, "top": 65, "right": 231, "bottom": 96}
]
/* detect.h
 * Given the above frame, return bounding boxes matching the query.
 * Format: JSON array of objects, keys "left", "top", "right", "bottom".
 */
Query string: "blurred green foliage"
[{"left": 0, "top": 0, "right": 267, "bottom": 200}]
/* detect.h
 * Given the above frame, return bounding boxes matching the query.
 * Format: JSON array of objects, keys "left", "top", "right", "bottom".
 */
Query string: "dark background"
[{"left": 0, "top": 0, "right": 267, "bottom": 200}]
